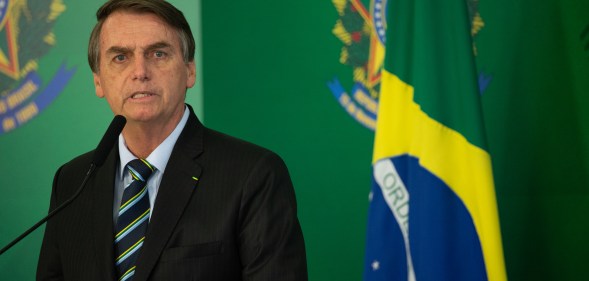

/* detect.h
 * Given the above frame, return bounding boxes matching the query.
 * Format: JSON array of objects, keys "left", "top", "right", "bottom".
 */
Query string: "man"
[{"left": 37, "top": 0, "right": 307, "bottom": 280}]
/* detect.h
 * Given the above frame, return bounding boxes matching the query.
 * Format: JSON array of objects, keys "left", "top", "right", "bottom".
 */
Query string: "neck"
[{"left": 122, "top": 113, "right": 183, "bottom": 159}]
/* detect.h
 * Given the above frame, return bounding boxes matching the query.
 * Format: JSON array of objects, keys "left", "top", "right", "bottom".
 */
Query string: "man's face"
[{"left": 93, "top": 11, "right": 195, "bottom": 126}]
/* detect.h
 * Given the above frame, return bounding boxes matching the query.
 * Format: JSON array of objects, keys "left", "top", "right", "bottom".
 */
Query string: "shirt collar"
[{"left": 118, "top": 106, "right": 190, "bottom": 177}]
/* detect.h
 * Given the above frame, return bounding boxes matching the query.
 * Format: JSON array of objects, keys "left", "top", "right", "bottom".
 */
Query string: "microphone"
[
  {"left": 0, "top": 115, "right": 126, "bottom": 255},
  {"left": 92, "top": 115, "right": 126, "bottom": 166}
]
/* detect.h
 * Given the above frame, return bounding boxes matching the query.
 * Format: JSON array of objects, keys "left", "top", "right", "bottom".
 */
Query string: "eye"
[
  {"left": 114, "top": 54, "right": 126, "bottom": 62},
  {"left": 154, "top": 51, "right": 166, "bottom": 58}
]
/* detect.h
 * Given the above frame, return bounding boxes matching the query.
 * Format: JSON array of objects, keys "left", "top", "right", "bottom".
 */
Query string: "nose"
[{"left": 132, "top": 56, "right": 150, "bottom": 81}]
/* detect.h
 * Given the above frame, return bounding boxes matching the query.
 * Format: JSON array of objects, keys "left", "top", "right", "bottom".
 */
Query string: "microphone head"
[{"left": 91, "top": 115, "right": 126, "bottom": 167}]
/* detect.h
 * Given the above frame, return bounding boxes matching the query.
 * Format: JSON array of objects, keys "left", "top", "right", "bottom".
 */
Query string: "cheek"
[
  {"left": 98, "top": 79, "right": 125, "bottom": 107},
  {"left": 101, "top": 74, "right": 127, "bottom": 95}
]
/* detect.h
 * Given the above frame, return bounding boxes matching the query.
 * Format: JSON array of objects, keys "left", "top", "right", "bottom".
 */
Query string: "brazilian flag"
[{"left": 364, "top": 0, "right": 507, "bottom": 280}]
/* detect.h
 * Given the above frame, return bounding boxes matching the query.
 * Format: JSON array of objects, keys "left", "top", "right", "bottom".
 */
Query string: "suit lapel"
[
  {"left": 92, "top": 145, "right": 118, "bottom": 281},
  {"left": 133, "top": 109, "right": 204, "bottom": 281}
]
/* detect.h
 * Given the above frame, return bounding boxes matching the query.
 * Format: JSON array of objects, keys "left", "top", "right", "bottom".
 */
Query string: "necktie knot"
[{"left": 127, "top": 158, "right": 155, "bottom": 182}]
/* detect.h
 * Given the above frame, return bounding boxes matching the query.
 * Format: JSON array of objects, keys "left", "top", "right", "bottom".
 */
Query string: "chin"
[{"left": 125, "top": 111, "right": 158, "bottom": 123}]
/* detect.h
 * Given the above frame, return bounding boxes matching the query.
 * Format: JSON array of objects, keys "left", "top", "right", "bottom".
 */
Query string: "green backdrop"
[
  {"left": 201, "top": 0, "right": 589, "bottom": 280},
  {"left": 2, "top": 0, "right": 589, "bottom": 280},
  {"left": 476, "top": 0, "right": 589, "bottom": 280}
]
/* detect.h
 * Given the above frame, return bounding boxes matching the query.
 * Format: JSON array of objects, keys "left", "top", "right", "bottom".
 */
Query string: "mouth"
[{"left": 129, "top": 92, "right": 156, "bottom": 99}]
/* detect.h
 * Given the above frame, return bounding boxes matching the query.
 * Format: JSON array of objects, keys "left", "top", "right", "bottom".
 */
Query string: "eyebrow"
[
  {"left": 145, "top": 41, "right": 172, "bottom": 51},
  {"left": 105, "top": 41, "right": 173, "bottom": 55},
  {"left": 105, "top": 46, "right": 131, "bottom": 56}
]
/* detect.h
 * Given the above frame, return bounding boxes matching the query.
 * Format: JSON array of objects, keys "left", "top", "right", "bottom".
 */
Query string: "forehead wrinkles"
[{"left": 99, "top": 12, "right": 176, "bottom": 52}]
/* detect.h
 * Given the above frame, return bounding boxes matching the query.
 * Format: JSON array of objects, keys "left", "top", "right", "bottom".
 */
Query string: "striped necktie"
[{"left": 114, "top": 158, "right": 155, "bottom": 281}]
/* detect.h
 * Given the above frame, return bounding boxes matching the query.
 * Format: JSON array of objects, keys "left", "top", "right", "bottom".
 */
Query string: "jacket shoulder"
[
  {"left": 59, "top": 150, "right": 95, "bottom": 176},
  {"left": 203, "top": 128, "right": 279, "bottom": 160},
  {"left": 52, "top": 150, "right": 97, "bottom": 197}
]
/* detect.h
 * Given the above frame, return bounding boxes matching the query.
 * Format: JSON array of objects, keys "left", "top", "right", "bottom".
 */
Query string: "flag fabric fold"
[{"left": 364, "top": 0, "right": 507, "bottom": 280}]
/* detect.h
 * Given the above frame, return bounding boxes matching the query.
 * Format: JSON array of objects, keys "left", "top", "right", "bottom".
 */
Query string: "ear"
[
  {"left": 93, "top": 72, "right": 104, "bottom": 98},
  {"left": 185, "top": 61, "right": 196, "bottom": 89}
]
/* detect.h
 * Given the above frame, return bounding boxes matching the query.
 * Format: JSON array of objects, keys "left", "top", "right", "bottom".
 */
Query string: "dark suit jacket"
[{"left": 37, "top": 106, "right": 307, "bottom": 281}]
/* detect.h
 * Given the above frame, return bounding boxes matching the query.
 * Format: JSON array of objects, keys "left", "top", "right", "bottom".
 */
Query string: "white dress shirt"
[{"left": 113, "top": 107, "right": 190, "bottom": 224}]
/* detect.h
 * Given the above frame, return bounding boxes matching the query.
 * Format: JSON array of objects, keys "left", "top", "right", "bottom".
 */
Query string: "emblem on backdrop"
[
  {"left": 328, "top": 0, "right": 489, "bottom": 130},
  {"left": 328, "top": 0, "right": 386, "bottom": 131},
  {"left": 0, "top": 0, "right": 75, "bottom": 135}
]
